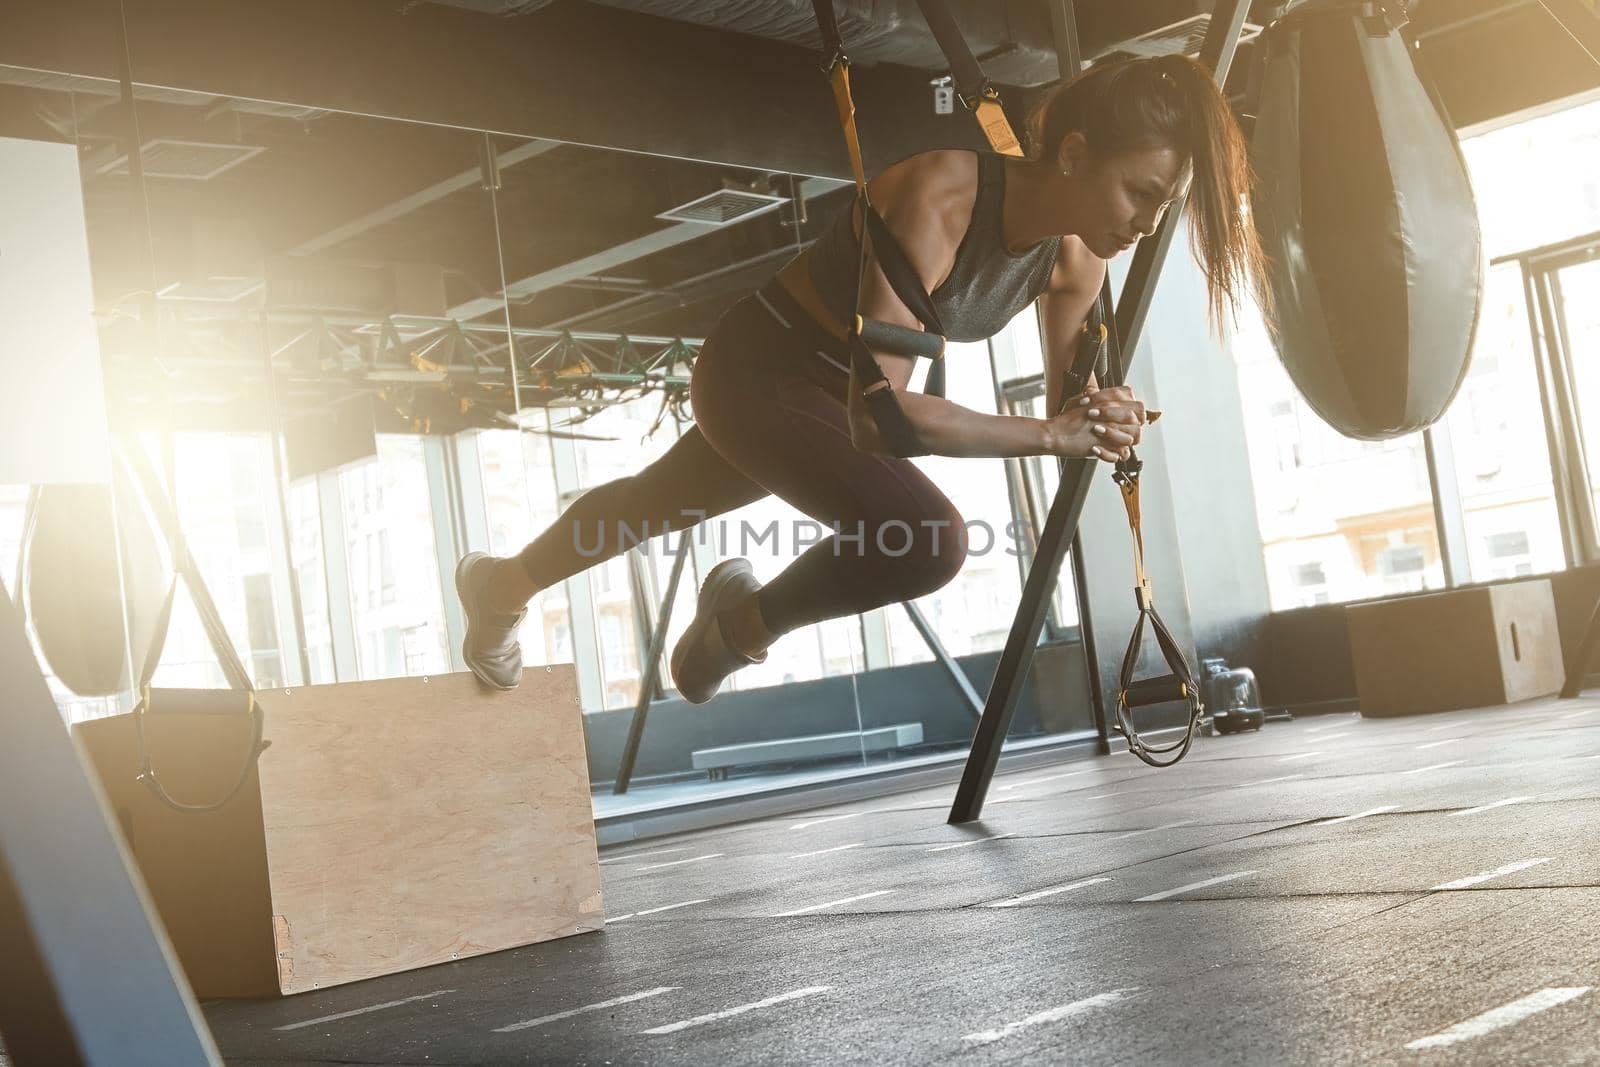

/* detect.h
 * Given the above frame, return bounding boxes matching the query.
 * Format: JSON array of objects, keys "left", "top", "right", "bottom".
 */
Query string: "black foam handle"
[
  {"left": 858, "top": 317, "right": 945, "bottom": 359},
  {"left": 1123, "top": 674, "right": 1189, "bottom": 708}
]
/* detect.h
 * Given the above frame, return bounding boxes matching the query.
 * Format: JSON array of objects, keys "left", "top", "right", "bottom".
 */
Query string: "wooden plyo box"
[
  {"left": 74, "top": 666, "right": 603, "bottom": 997},
  {"left": 1346, "top": 579, "right": 1564, "bottom": 717}
]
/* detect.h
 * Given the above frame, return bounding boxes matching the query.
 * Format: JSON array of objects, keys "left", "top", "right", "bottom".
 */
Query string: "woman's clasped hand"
[{"left": 1046, "top": 384, "right": 1147, "bottom": 463}]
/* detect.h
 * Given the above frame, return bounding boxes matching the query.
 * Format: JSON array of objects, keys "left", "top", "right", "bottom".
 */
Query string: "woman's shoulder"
[
  {"left": 869, "top": 149, "right": 979, "bottom": 215},
  {"left": 1045, "top": 235, "right": 1106, "bottom": 296}
]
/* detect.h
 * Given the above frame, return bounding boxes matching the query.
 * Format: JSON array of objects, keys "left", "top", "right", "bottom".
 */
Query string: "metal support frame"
[
  {"left": 422, "top": 435, "right": 469, "bottom": 673},
  {"left": 610, "top": 540, "right": 982, "bottom": 793},
  {"left": 1526, "top": 262, "right": 1600, "bottom": 564},
  {"left": 0, "top": 587, "right": 221, "bottom": 1066},
  {"left": 314, "top": 466, "right": 360, "bottom": 681},
  {"left": 948, "top": 0, "right": 1252, "bottom": 824},
  {"left": 1423, "top": 420, "right": 1473, "bottom": 586},
  {"left": 901, "top": 602, "right": 984, "bottom": 719},
  {"left": 613, "top": 531, "right": 693, "bottom": 794}
]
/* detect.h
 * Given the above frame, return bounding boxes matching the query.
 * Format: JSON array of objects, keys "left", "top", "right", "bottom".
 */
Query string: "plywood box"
[
  {"left": 75, "top": 665, "right": 603, "bottom": 996},
  {"left": 1346, "top": 580, "right": 1563, "bottom": 717}
]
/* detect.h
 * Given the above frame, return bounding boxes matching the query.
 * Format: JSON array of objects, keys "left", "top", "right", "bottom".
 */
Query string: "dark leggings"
[{"left": 514, "top": 285, "right": 968, "bottom": 639}]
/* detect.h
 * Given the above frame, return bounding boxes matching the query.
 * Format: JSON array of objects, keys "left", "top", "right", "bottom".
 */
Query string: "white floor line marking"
[
  {"left": 607, "top": 899, "right": 711, "bottom": 924},
  {"left": 1112, "top": 819, "right": 1196, "bottom": 841},
  {"left": 1314, "top": 732, "right": 1350, "bottom": 741},
  {"left": 1560, "top": 706, "right": 1600, "bottom": 720},
  {"left": 1305, "top": 721, "right": 1351, "bottom": 734},
  {"left": 599, "top": 847, "right": 687, "bottom": 865},
  {"left": 1086, "top": 791, "right": 1125, "bottom": 800},
  {"left": 1449, "top": 796, "right": 1533, "bottom": 818},
  {"left": 1319, "top": 805, "right": 1397, "bottom": 826},
  {"left": 928, "top": 833, "right": 1014, "bottom": 853},
  {"left": 276, "top": 989, "right": 456, "bottom": 1031},
  {"left": 1279, "top": 751, "right": 1323, "bottom": 762},
  {"left": 789, "top": 842, "right": 865, "bottom": 859},
  {"left": 636, "top": 899, "right": 710, "bottom": 916},
  {"left": 641, "top": 986, "right": 832, "bottom": 1036},
  {"left": 1135, "top": 870, "right": 1258, "bottom": 902},
  {"left": 1430, "top": 857, "right": 1550, "bottom": 891},
  {"left": 1239, "top": 774, "right": 1304, "bottom": 788},
  {"left": 1402, "top": 760, "right": 1464, "bottom": 775},
  {"left": 773, "top": 890, "right": 895, "bottom": 917},
  {"left": 984, "top": 877, "right": 1110, "bottom": 908},
  {"left": 1423, "top": 722, "right": 1459, "bottom": 733},
  {"left": 789, "top": 813, "right": 864, "bottom": 831},
  {"left": 1403, "top": 987, "right": 1591, "bottom": 1050},
  {"left": 636, "top": 853, "right": 723, "bottom": 872},
  {"left": 961, "top": 988, "right": 1139, "bottom": 1045},
  {"left": 997, "top": 771, "right": 1089, "bottom": 792},
  {"left": 496, "top": 986, "right": 680, "bottom": 1033},
  {"left": 1415, "top": 737, "right": 1463, "bottom": 750}
]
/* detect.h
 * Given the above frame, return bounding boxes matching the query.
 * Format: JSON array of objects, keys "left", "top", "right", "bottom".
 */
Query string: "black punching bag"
[
  {"left": 23, "top": 456, "right": 172, "bottom": 696},
  {"left": 1250, "top": 0, "right": 1483, "bottom": 440}
]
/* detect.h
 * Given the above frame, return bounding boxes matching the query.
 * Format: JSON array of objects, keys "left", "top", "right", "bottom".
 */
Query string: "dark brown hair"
[{"left": 1025, "top": 53, "right": 1267, "bottom": 329}]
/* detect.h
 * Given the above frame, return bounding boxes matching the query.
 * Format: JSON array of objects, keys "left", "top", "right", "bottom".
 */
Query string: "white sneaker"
[{"left": 454, "top": 552, "right": 526, "bottom": 690}]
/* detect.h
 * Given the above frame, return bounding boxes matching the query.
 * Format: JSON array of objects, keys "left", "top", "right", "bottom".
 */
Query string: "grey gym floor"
[{"left": 206, "top": 698, "right": 1600, "bottom": 1066}]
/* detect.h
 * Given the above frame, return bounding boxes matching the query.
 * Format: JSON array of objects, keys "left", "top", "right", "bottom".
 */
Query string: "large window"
[
  {"left": 1236, "top": 92, "right": 1600, "bottom": 607},
  {"left": 560, "top": 394, "right": 702, "bottom": 710},
  {"left": 157, "top": 434, "right": 290, "bottom": 688},
  {"left": 1444, "top": 264, "right": 1565, "bottom": 582},
  {"left": 1557, "top": 257, "right": 1600, "bottom": 518},
  {"left": 339, "top": 437, "right": 450, "bottom": 679},
  {"left": 886, "top": 340, "right": 1030, "bottom": 664},
  {"left": 1234, "top": 309, "right": 1443, "bottom": 609},
  {"left": 475, "top": 424, "right": 570, "bottom": 671}
]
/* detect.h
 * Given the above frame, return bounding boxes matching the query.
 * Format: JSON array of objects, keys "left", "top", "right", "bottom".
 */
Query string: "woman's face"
[{"left": 1061, "top": 135, "right": 1191, "bottom": 259}]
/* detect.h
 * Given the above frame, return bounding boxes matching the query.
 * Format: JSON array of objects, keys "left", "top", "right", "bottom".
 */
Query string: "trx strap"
[
  {"left": 912, "top": 0, "right": 1025, "bottom": 157},
  {"left": 121, "top": 438, "right": 271, "bottom": 813},
  {"left": 1074, "top": 304, "right": 1203, "bottom": 768},
  {"left": 1110, "top": 453, "right": 1204, "bottom": 767},
  {"left": 811, "top": 0, "right": 944, "bottom": 457},
  {"left": 808, "top": 0, "right": 1024, "bottom": 457}
]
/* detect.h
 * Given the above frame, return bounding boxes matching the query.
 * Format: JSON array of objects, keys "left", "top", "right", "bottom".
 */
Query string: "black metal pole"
[
  {"left": 948, "top": 0, "right": 1253, "bottom": 824},
  {"left": 613, "top": 530, "right": 692, "bottom": 795}
]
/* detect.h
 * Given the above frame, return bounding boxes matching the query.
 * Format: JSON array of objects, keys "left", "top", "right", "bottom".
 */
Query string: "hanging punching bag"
[
  {"left": 1250, "top": 0, "right": 1483, "bottom": 440},
  {"left": 23, "top": 452, "right": 172, "bottom": 697}
]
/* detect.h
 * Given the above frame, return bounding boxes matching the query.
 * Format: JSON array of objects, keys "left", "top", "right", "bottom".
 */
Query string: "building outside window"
[
  {"left": 339, "top": 436, "right": 449, "bottom": 679},
  {"left": 1234, "top": 93, "right": 1600, "bottom": 607},
  {"left": 885, "top": 340, "right": 1031, "bottom": 664}
]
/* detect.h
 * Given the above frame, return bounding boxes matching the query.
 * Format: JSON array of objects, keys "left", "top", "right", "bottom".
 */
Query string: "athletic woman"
[{"left": 454, "top": 53, "right": 1265, "bottom": 703}]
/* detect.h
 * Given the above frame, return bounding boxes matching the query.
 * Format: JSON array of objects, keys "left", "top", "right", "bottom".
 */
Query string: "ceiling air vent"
[
  {"left": 1093, "top": 13, "right": 1263, "bottom": 65},
  {"left": 656, "top": 188, "right": 786, "bottom": 226},
  {"left": 96, "top": 139, "right": 267, "bottom": 181}
]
